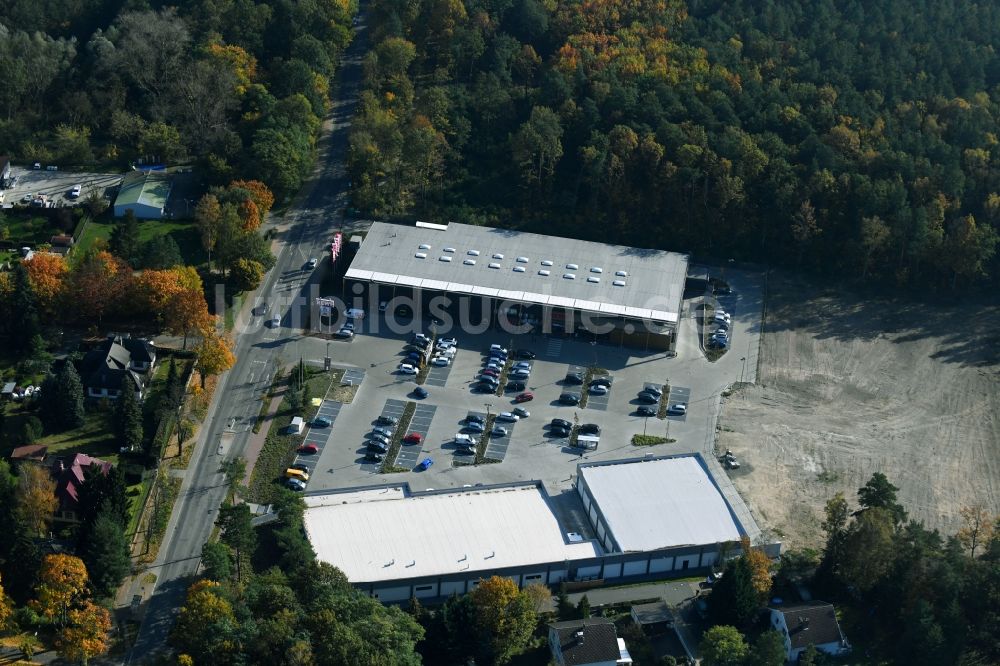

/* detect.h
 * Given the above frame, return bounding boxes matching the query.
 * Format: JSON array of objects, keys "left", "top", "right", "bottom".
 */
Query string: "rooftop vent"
[
  {"left": 513, "top": 266, "right": 525, "bottom": 273},
  {"left": 563, "top": 273, "right": 576, "bottom": 279},
  {"left": 541, "top": 260, "right": 554, "bottom": 266},
  {"left": 590, "top": 267, "right": 603, "bottom": 273},
  {"left": 516, "top": 256, "right": 529, "bottom": 263},
  {"left": 566, "top": 263, "right": 579, "bottom": 270},
  {"left": 488, "top": 262, "right": 501, "bottom": 269},
  {"left": 493, "top": 253, "right": 504, "bottom": 260},
  {"left": 443, "top": 247, "right": 456, "bottom": 253},
  {"left": 587, "top": 276, "right": 600, "bottom": 283},
  {"left": 464, "top": 259, "right": 476, "bottom": 265},
  {"left": 612, "top": 280, "right": 626, "bottom": 287},
  {"left": 539, "top": 269, "right": 550, "bottom": 276},
  {"left": 615, "top": 270, "right": 628, "bottom": 277},
  {"left": 439, "top": 255, "right": 452, "bottom": 262},
  {"left": 419, "top": 244, "right": 431, "bottom": 250},
  {"left": 468, "top": 250, "right": 480, "bottom": 256},
  {"left": 415, "top": 252, "right": 427, "bottom": 258}
]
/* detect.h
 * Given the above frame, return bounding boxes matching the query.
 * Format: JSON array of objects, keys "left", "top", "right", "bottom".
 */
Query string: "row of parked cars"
[
  {"left": 399, "top": 333, "right": 460, "bottom": 374},
  {"left": 471, "top": 344, "right": 536, "bottom": 394},
  {"left": 558, "top": 373, "right": 613, "bottom": 405},
  {"left": 707, "top": 309, "right": 732, "bottom": 350}
]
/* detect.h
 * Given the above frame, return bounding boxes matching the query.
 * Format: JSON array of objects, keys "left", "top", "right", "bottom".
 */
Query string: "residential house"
[
  {"left": 768, "top": 602, "right": 850, "bottom": 662},
  {"left": 80, "top": 335, "right": 156, "bottom": 400},
  {"left": 51, "top": 453, "right": 112, "bottom": 523},
  {"left": 548, "top": 618, "right": 633, "bottom": 666},
  {"left": 630, "top": 601, "right": 673, "bottom": 635},
  {"left": 49, "top": 234, "right": 75, "bottom": 257},
  {"left": 11, "top": 444, "right": 48, "bottom": 464}
]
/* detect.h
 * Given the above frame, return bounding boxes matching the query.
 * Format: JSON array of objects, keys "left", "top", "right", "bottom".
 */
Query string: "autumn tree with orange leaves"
[
  {"left": 68, "top": 250, "right": 132, "bottom": 324},
  {"left": 31, "top": 554, "right": 89, "bottom": 627},
  {"left": 25, "top": 252, "right": 68, "bottom": 316},
  {"left": 15, "top": 464, "right": 58, "bottom": 537},
  {"left": 195, "top": 333, "right": 235, "bottom": 387},
  {"left": 0, "top": 573, "right": 14, "bottom": 631},
  {"left": 56, "top": 600, "right": 111, "bottom": 665},
  {"left": 229, "top": 180, "right": 274, "bottom": 217}
]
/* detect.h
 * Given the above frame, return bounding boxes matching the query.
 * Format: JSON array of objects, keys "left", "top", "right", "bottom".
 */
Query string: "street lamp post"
[{"left": 740, "top": 356, "right": 746, "bottom": 384}]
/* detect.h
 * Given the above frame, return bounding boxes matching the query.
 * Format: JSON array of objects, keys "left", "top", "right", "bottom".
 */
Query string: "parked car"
[
  {"left": 286, "top": 478, "right": 307, "bottom": 491},
  {"left": 667, "top": 403, "right": 688, "bottom": 415},
  {"left": 69, "top": 184, "right": 82, "bottom": 198},
  {"left": 431, "top": 356, "right": 450, "bottom": 367},
  {"left": 377, "top": 415, "right": 399, "bottom": 425},
  {"left": 564, "top": 372, "right": 584, "bottom": 385},
  {"left": 642, "top": 385, "right": 663, "bottom": 396},
  {"left": 439, "top": 337, "right": 458, "bottom": 347},
  {"left": 290, "top": 463, "right": 310, "bottom": 474},
  {"left": 512, "top": 361, "right": 532, "bottom": 370},
  {"left": 466, "top": 422, "right": 485, "bottom": 433},
  {"left": 579, "top": 423, "right": 601, "bottom": 435},
  {"left": 379, "top": 301, "right": 388, "bottom": 313},
  {"left": 551, "top": 418, "right": 572, "bottom": 429},
  {"left": 472, "top": 382, "right": 495, "bottom": 393},
  {"left": 413, "top": 386, "right": 429, "bottom": 398},
  {"left": 636, "top": 393, "right": 659, "bottom": 404},
  {"left": 403, "top": 433, "right": 423, "bottom": 444},
  {"left": 636, "top": 406, "right": 657, "bottom": 417},
  {"left": 492, "top": 426, "right": 508, "bottom": 437},
  {"left": 589, "top": 384, "right": 609, "bottom": 395},
  {"left": 307, "top": 258, "right": 318, "bottom": 269},
  {"left": 549, "top": 426, "right": 570, "bottom": 438},
  {"left": 312, "top": 416, "right": 332, "bottom": 427},
  {"left": 365, "top": 451, "right": 384, "bottom": 463},
  {"left": 485, "top": 362, "right": 502, "bottom": 371},
  {"left": 335, "top": 328, "right": 354, "bottom": 339},
  {"left": 482, "top": 368, "right": 499, "bottom": 378},
  {"left": 497, "top": 412, "right": 519, "bottom": 422},
  {"left": 559, "top": 393, "right": 581, "bottom": 405},
  {"left": 297, "top": 444, "right": 319, "bottom": 454},
  {"left": 590, "top": 376, "right": 614, "bottom": 387},
  {"left": 512, "top": 407, "right": 530, "bottom": 418},
  {"left": 367, "top": 441, "right": 389, "bottom": 453},
  {"left": 398, "top": 363, "right": 418, "bottom": 374},
  {"left": 489, "top": 345, "right": 507, "bottom": 355},
  {"left": 506, "top": 381, "right": 526, "bottom": 392},
  {"left": 514, "top": 350, "right": 536, "bottom": 359},
  {"left": 467, "top": 414, "right": 486, "bottom": 424},
  {"left": 510, "top": 369, "right": 530, "bottom": 379},
  {"left": 271, "top": 315, "right": 281, "bottom": 327},
  {"left": 514, "top": 392, "right": 534, "bottom": 403},
  {"left": 418, "top": 457, "right": 434, "bottom": 470}
]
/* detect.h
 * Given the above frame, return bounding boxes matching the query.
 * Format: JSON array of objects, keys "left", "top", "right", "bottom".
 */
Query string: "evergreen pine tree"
[
  {"left": 114, "top": 379, "right": 143, "bottom": 453},
  {"left": 576, "top": 594, "right": 591, "bottom": 619},
  {"left": 109, "top": 210, "right": 142, "bottom": 266},
  {"left": 82, "top": 506, "right": 132, "bottom": 599},
  {"left": 556, "top": 582, "right": 573, "bottom": 620},
  {"left": 709, "top": 557, "right": 760, "bottom": 627},
  {"left": 8, "top": 263, "right": 39, "bottom": 354},
  {"left": 55, "top": 362, "right": 86, "bottom": 430}
]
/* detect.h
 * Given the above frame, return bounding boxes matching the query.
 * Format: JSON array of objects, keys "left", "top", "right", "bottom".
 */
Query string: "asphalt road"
[{"left": 126, "top": 12, "right": 372, "bottom": 663}]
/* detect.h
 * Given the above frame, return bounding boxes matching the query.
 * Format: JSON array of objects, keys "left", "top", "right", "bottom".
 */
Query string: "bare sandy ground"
[{"left": 718, "top": 275, "right": 1000, "bottom": 549}]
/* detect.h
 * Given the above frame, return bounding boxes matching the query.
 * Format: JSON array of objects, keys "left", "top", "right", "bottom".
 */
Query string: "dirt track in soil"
[{"left": 718, "top": 275, "right": 1000, "bottom": 548}]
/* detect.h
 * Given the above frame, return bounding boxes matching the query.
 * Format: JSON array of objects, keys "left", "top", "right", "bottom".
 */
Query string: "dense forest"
[
  {"left": 349, "top": 0, "right": 1000, "bottom": 288},
  {"left": 0, "top": 0, "right": 354, "bottom": 199}
]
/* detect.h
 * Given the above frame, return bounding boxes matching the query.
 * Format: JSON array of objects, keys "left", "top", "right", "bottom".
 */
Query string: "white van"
[{"left": 345, "top": 308, "right": 366, "bottom": 319}]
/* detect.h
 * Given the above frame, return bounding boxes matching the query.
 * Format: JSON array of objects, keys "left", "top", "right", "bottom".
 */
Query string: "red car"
[
  {"left": 403, "top": 433, "right": 423, "bottom": 445},
  {"left": 297, "top": 444, "right": 319, "bottom": 454},
  {"left": 482, "top": 368, "right": 499, "bottom": 377},
  {"left": 514, "top": 392, "right": 534, "bottom": 403}
]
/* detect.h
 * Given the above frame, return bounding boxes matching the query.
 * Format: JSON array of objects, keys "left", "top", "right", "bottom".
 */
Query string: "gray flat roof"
[
  {"left": 580, "top": 456, "right": 743, "bottom": 552},
  {"left": 346, "top": 222, "right": 689, "bottom": 324}
]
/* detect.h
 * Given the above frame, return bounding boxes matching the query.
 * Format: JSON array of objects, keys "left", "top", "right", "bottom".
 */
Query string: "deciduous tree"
[
  {"left": 25, "top": 252, "right": 68, "bottom": 316},
  {"left": 196, "top": 334, "right": 235, "bottom": 387},
  {"left": 31, "top": 554, "right": 89, "bottom": 626},
  {"left": 172, "top": 580, "right": 239, "bottom": 664},
  {"left": 0, "top": 573, "right": 13, "bottom": 631},
  {"left": 469, "top": 575, "right": 536, "bottom": 665},
  {"left": 69, "top": 250, "right": 132, "bottom": 324},
  {"left": 700, "top": 625, "right": 749, "bottom": 666},
  {"left": 56, "top": 600, "right": 111, "bottom": 665},
  {"left": 741, "top": 536, "right": 773, "bottom": 600},
  {"left": 957, "top": 505, "right": 996, "bottom": 558},
  {"left": 195, "top": 194, "right": 222, "bottom": 268},
  {"left": 15, "top": 464, "right": 59, "bottom": 537},
  {"left": 230, "top": 258, "right": 264, "bottom": 293},
  {"left": 747, "top": 629, "right": 787, "bottom": 666},
  {"left": 200, "top": 542, "right": 233, "bottom": 581}
]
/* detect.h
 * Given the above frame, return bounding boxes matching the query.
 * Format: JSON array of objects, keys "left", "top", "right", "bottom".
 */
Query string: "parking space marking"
[
  {"left": 452, "top": 411, "right": 486, "bottom": 460},
  {"left": 425, "top": 360, "right": 452, "bottom": 387},
  {"left": 485, "top": 414, "right": 517, "bottom": 461},
  {"left": 395, "top": 404, "right": 436, "bottom": 468},
  {"left": 545, "top": 337, "right": 563, "bottom": 357},
  {"left": 360, "top": 399, "right": 406, "bottom": 471},
  {"left": 585, "top": 375, "right": 614, "bottom": 412},
  {"left": 666, "top": 386, "right": 691, "bottom": 421},
  {"left": 292, "top": 400, "right": 344, "bottom": 476},
  {"left": 342, "top": 368, "right": 365, "bottom": 386}
]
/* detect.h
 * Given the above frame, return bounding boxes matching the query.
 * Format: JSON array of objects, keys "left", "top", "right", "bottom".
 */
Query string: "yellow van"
[{"left": 285, "top": 468, "right": 309, "bottom": 481}]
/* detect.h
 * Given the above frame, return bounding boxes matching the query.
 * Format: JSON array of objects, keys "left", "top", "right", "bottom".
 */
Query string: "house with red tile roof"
[{"left": 51, "top": 453, "right": 112, "bottom": 523}]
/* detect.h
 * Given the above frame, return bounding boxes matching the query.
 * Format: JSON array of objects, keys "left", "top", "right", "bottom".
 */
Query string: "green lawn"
[
  {"left": 17, "top": 410, "right": 121, "bottom": 467},
  {"left": 4, "top": 213, "right": 74, "bottom": 245},
  {"left": 75, "top": 218, "right": 207, "bottom": 265}
]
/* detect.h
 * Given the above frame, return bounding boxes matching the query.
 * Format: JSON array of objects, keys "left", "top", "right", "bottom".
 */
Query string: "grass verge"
[
  {"left": 474, "top": 414, "right": 497, "bottom": 464},
  {"left": 415, "top": 332, "right": 436, "bottom": 385},
  {"left": 579, "top": 367, "right": 609, "bottom": 409},
  {"left": 381, "top": 401, "right": 415, "bottom": 473},
  {"left": 493, "top": 357, "right": 512, "bottom": 397},
  {"left": 246, "top": 397, "right": 302, "bottom": 504},
  {"left": 656, "top": 383, "right": 671, "bottom": 419},
  {"left": 631, "top": 434, "right": 675, "bottom": 447},
  {"left": 138, "top": 471, "right": 182, "bottom": 565}
]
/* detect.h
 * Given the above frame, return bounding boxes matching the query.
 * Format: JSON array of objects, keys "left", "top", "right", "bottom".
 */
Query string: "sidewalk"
[{"left": 242, "top": 392, "right": 286, "bottom": 485}]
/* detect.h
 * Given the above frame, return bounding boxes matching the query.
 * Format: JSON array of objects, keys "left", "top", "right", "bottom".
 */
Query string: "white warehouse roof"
[
  {"left": 346, "top": 222, "right": 688, "bottom": 324},
  {"left": 580, "top": 456, "right": 743, "bottom": 552},
  {"left": 303, "top": 484, "right": 601, "bottom": 583}
]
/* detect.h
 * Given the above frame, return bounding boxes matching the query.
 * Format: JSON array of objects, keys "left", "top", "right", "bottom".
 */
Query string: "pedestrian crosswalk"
[{"left": 545, "top": 337, "right": 563, "bottom": 357}]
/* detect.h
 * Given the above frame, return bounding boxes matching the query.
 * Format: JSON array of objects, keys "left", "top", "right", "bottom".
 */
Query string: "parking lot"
[
  {"left": 292, "top": 400, "right": 343, "bottom": 476},
  {"left": 286, "top": 270, "right": 764, "bottom": 499},
  {"left": 1, "top": 166, "right": 122, "bottom": 209}
]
